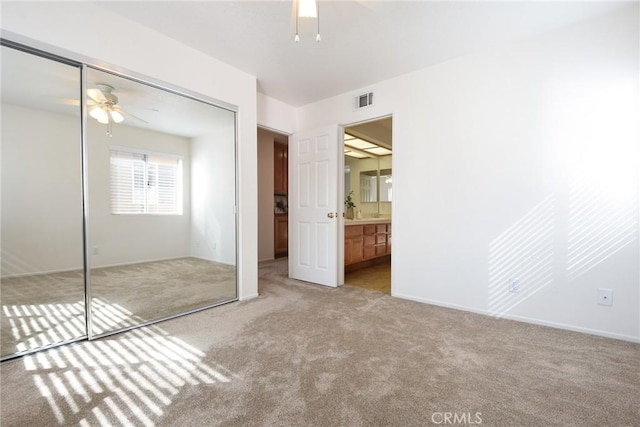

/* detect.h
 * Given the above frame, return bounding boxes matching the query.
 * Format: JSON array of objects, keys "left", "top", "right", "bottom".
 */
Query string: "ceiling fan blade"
[
  {"left": 42, "top": 96, "right": 80, "bottom": 106},
  {"left": 87, "top": 88, "right": 106, "bottom": 103},
  {"left": 56, "top": 98, "right": 80, "bottom": 106},
  {"left": 118, "top": 108, "right": 149, "bottom": 124}
]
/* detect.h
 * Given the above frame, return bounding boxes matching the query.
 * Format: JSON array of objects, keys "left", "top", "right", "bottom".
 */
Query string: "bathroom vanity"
[{"left": 344, "top": 219, "right": 391, "bottom": 269}]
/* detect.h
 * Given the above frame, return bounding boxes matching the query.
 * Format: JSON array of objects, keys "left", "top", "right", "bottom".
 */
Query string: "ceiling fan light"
[
  {"left": 298, "top": 0, "right": 317, "bottom": 18},
  {"left": 110, "top": 110, "right": 124, "bottom": 123},
  {"left": 90, "top": 106, "right": 108, "bottom": 123}
]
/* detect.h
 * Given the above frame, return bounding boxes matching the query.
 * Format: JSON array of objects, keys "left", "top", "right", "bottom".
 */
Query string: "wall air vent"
[{"left": 354, "top": 92, "right": 374, "bottom": 110}]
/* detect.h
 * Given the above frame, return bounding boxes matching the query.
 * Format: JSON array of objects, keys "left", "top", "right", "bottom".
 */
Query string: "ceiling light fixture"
[
  {"left": 294, "top": 0, "right": 321, "bottom": 43},
  {"left": 87, "top": 84, "right": 125, "bottom": 137}
]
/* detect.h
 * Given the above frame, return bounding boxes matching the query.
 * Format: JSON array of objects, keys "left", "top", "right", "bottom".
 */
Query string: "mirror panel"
[
  {"left": 86, "top": 68, "right": 237, "bottom": 336},
  {"left": 1, "top": 46, "right": 86, "bottom": 358},
  {"left": 360, "top": 170, "right": 378, "bottom": 203},
  {"left": 380, "top": 168, "right": 392, "bottom": 202}
]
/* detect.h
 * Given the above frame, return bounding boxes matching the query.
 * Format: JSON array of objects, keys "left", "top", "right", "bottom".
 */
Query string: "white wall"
[
  {"left": 87, "top": 120, "right": 191, "bottom": 268},
  {"left": 1, "top": 105, "right": 84, "bottom": 277},
  {"left": 257, "top": 93, "right": 296, "bottom": 135},
  {"left": 297, "top": 6, "right": 640, "bottom": 341},
  {"left": 1, "top": 1, "right": 259, "bottom": 300},
  {"left": 257, "top": 128, "right": 275, "bottom": 261},
  {"left": 190, "top": 118, "right": 237, "bottom": 265}
]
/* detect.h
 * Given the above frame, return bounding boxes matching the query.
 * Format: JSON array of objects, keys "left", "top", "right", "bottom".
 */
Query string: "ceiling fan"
[
  {"left": 87, "top": 84, "right": 124, "bottom": 124},
  {"left": 87, "top": 84, "right": 148, "bottom": 136}
]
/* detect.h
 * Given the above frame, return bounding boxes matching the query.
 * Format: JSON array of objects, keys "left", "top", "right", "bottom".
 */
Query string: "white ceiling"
[{"left": 98, "top": 1, "right": 626, "bottom": 107}]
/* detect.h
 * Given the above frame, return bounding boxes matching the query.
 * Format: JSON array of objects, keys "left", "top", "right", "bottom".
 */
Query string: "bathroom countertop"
[{"left": 344, "top": 218, "right": 391, "bottom": 225}]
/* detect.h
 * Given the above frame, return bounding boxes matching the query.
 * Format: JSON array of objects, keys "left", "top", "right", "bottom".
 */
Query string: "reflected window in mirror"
[
  {"left": 111, "top": 148, "right": 184, "bottom": 215},
  {"left": 360, "top": 170, "right": 378, "bottom": 202},
  {"left": 344, "top": 164, "right": 351, "bottom": 198},
  {"left": 380, "top": 168, "right": 392, "bottom": 202}
]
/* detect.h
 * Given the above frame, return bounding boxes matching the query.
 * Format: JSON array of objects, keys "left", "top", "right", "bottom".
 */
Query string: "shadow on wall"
[
  {"left": 488, "top": 169, "right": 638, "bottom": 317},
  {"left": 488, "top": 194, "right": 556, "bottom": 317}
]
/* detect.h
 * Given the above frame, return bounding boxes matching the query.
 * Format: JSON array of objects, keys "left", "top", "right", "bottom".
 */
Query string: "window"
[{"left": 110, "top": 149, "right": 183, "bottom": 215}]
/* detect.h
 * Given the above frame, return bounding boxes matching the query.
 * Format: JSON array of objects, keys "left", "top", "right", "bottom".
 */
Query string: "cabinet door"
[
  {"left": 363, "top": 245, "right": 376, "bottom": 259},
  {"left": 275, "top": 214, "right": 288, "bottom": 257},
  {"left": 274, "top": 143, "right": 288, "bottom": 195},
  {"left": 386, "top": 224, "right": 392, "bottom": 254},
  {"left": 346, "top": 236, "right": 364, "bottom": 265}
]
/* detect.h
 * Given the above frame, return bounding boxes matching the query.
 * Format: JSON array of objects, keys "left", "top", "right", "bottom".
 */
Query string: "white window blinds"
[{"left": 110, "top": 149, "right": 183, "bottom": 215}]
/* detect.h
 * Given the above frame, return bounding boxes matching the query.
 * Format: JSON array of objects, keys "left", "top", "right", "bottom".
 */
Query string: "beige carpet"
[
  {"left": 1, "top": 257, "right": 236, "bottom": 358},
  {"left": 1, "top": 258, "right": 638, "bottom": 426}
]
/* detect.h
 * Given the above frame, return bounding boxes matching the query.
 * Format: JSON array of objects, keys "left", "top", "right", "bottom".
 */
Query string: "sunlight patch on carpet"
[{"left": 22, "top": 300, "right": 235, "bottom": 426}]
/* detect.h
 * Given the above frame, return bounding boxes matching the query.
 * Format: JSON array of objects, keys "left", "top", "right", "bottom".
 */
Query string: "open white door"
[{"left": 289, "top": 125, "right": 342, "bottom": 287}]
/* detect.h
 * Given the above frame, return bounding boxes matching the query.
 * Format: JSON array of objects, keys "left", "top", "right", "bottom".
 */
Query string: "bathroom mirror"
[{"left": 86, "top": 67, "right": 237, "bottom": 337}]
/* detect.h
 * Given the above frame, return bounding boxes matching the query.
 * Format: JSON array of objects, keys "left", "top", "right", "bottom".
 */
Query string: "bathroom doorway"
[{"left": 343, "top": 116, "right": 392, "bottom": 294}]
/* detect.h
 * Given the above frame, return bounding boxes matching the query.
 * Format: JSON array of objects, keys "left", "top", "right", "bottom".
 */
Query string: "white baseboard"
[
  {"left": 2, "top": 266, "right": 83, "bottom": 280},
  {"left": 189, "top": 256, "right": 236, "bottom": 267},
  {"left": 392, "top": 292, "right": 640, "bottom": 344},
  {"left": 91, "top": 255, "right": 191, "bottom": 270},
  {"left": 239, "top": 293, "right": 259, "bottom": 301},
  {"left": 2, "top": 255, "right": 194, "bottom": 279}
]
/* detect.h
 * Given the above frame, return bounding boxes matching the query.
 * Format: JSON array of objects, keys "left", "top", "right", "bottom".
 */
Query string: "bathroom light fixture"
[{"left": 294, "top": 0, "right": 321, "bottom": 43}]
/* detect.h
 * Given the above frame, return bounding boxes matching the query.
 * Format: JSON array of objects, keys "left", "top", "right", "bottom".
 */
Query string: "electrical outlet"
[
  {"left": 508, "top": 278, "right": 520, "bottom": 293},
  {"left": 597, "top": 288, "right": 613, "bottom": 306}
]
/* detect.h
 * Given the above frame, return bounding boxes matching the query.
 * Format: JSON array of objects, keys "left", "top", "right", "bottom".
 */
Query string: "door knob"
[{"left": 327, "top": 212, "right": 335, "bottom": 218}]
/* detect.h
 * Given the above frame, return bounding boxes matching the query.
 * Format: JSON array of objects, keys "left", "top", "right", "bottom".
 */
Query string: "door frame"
[{"left": 340, "top": 114, "right": 394, "bottom": 293}]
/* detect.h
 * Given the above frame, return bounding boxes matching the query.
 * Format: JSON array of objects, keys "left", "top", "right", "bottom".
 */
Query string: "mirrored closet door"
[
  {"left": 85, "top": 68, "right": 238, "bottom": 337},
  {"left": 1, "top": 45, "right": 86, "bottom": 358},
  {"left": 1, "top": 42, "right": 238, "bottom": 360}
]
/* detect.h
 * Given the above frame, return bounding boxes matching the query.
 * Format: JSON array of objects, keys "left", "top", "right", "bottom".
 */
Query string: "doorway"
[
  {"left": 342, "top": 117, "right": 393, "bottom": 294},
  {"left": 257, "top": 128, "right": 290, "bottom": 264}
]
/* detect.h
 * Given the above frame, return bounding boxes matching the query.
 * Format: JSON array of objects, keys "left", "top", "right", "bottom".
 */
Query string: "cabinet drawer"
[
  {"left": 375, "top": 234, "right": 387, "bottom": 245},
  {"left": 376, "top": 224, "right": 387, "bottom": 233},
  {"left": 363, "top": 235, "right": 375, "bottom": 247},
  {"left": 375, "top": 245, "right": 387, "bottom": 256},
  {"left": 345, "top": 225, "right": 363, "bottom": 237},
  {"left": 363, "top": 225, "right": 376, "bottom": 235}
]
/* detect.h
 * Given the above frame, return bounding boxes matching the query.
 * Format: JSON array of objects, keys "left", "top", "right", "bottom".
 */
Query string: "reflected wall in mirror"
[
  {"left": 1, "top": 45, "right": 86, "bottom": 358},
  {"left": 86, "top": 68, "right": 237, "bottom": 337}
]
